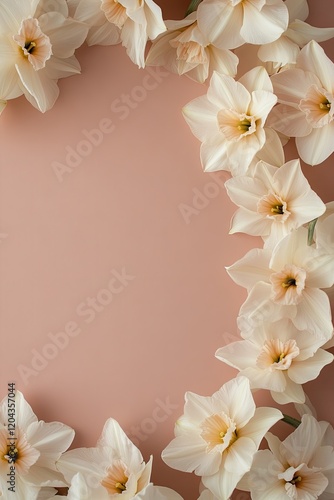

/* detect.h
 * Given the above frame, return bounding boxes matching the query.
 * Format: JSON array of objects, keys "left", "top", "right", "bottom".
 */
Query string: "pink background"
[{"left": 0, "top": 1, "right": 333, "bottom": 498}]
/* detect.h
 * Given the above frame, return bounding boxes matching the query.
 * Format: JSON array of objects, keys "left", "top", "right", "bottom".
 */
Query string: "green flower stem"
[
  {"left": 282, "top": 414, "right": 301, "bottom": 428},
  {"left": 307, "top": 218, "right": 318, "bottom": 246},
  {"left": 185, "top": 0, "right": 203, "bottom": 16}
]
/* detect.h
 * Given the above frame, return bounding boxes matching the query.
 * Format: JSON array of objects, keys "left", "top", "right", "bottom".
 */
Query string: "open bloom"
[
  {"left": 145, "top": 12, "right": 238, "bottom": 84},
  {"left": 0, "top": 0, "right": 88, "bottom": 112},
  {"left": 257, "top": 0, "right": 334, "bottom": 74},
  {"left": 196, "top": 0, "right": 288, "bottom": 49},
  {"left": 225, "top": 159, "right": 326, "bottom": 248},
  {"left": 216, "top": 318, "right": 333, "bottom": 404},
  {"left": 182, "top": 66, "right": 277, "bottom": 176},
  {"left": 269, "top": 40, "right": 334, "bottom": 165},
  {"left": 227, "top": 226, "right": 334, "bottom": 339},
  {"left": 57, "top": 418, "right": 153, "bottom": 498},
  {"left": 0, "top": 391, "right": 74, "bottom": 498},
  {"left": 239, "top": 415, "right": 334, "bottom": 499},
  {"left": 74, "top": 0, "right": 166, "bottom": 68},
  {"left": 57, "top": 473, "right": 183, "bottom": 499},
  {"left": 162, "top": 377, "right": 282, "bottom": 499}
]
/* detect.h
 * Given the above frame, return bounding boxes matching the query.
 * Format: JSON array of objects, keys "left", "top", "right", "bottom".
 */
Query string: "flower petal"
[
  {"left": 15, "top": 61, "right": 59, "bottom": 112},
  {"left": 288, "top": 350, "right": 333, "bottom": 384},
  {"left": 241, "top": 1, "right": 288, "bottom": 45},
  {"left": 197, "top": 0, "right": 244, "bottom": 49},
  {"left": 296, "top": 122, "right": 334, "bottom": 165},
  {"left": 182, "top": 95, "right": 219, "bottom": 142},
  {"left": 239, "top": 407, "right": 283, "bottom": 448},
  {"left": 161, "top": 433, "right": 220, "bottom": 476}
]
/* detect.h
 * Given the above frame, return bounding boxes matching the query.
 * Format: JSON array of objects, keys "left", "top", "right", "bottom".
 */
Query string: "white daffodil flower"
[
  {"left": 58, "top": 473, "right": 184, "bottom": 499},
  {"left": 227, "top": 226, "right": 334, "bottom": 339},
  {"left": 269, "top": 40, "right": 334, "bottom": 165},
  {"left": 74, "top": 0, "right": 166, "bottom": 68},
  {"left": 146, "top": 12, "right": 238, "bottom": 84},
  {"left": 196, "top": 0, "right": 288, "bottom": 49},
  {"left": 0, "top": 0, "right": 88, "bottom": 112},
  {"left": 239, "top": 415, "right": 334, "bottom": 499},
  {"left": 182, "top": 66, "right": 277, "bottom": 176},
  {"left": 162, "top": 377, "right": 282, "bottom": 500},
  {"left": 225, "top": 159, "right": 326, "bottom": 249},
  {"left": 257, "top": 0, "right": 334, "bottom": 74},
  {"left": 57, "top": 418, "right": 153, "bottom": 498},
  {"left": 216, "top": 318, "right": 333, "bottom": 405},
  {"left": 0, "top": 391, "right": 74, "bottom": 499}
]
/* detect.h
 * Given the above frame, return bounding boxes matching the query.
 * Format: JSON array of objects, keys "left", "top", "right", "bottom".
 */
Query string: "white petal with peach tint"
[
  {"left": 15, "top": 60, "right": 60, "bottom": 112},
  {"left": 287, "top": 20, "right": 334, "bottom": 47},
  {"left": 197, "top": 0, "right": 244, "bottom": 50},
  {"left": 199, "top": 133, "right": 229, "bottom": 172},
  {"left": 296, "top": 122, "right": 334, "bottom": 165},
  {"left": 209, "top": 72, "right": 250, "bottom": 113},
  {"left": 285, "top": 0, "right": 309, "bottom": 22},
  {"left": 271, "top": 68, "right": 321, "bottom": 105},
  {"left": 297, "top": 40, "right": 334, "bottom": 92},
  {"left": 251, "top": 128, "right": 285, "bottom": 168},
  {"left": 241, "top": 0, "right": 288, "bottom": 45},
  {"left": 182, "top": 96, "right": 219, "bottom": 142},
  {"left": 268, "top": 104, "right": 313, "bottom": 137},
  {"left": 288, "top": 349, "right": 333, "bottom": 384},
  {"left": 258, "top": 36, "right": 300, "bottom": 67},
  {"left": 226, "top": 247, "right": 272, "bottom": 291}
]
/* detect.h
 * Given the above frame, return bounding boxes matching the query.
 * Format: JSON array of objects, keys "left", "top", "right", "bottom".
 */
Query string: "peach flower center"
[
  {"left": 101, "top": 0, "right": 128, "bottom": 28},
  {"left": 200, "top": 413, "right": 237, "bottom": 453},
  {"left": 257, "top": 193, "right": 290, "bottom": 222},
  {"left": 0, "top": 428, "right": 40, "bottom": 475},
  {"left": 270, "top": 264, "right": 306, "bottom": 305},
  {"left": 101, "top": 459, "right": 128, "bottom": 494},
  {"left": 218, "top": 109, "right": 257, "bottom": 142},
  {"left": 299, "top": 84, "right": 333, "bottom": 128},
  {"left": 13, "top": 18, "right": 52, "bottom": 71},
  {"left": 256, "top": 338, "right": 300, "bottom": 370}
]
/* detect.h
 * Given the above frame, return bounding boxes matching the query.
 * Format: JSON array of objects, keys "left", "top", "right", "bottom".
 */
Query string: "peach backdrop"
[{"left": 0, "top": 1, "right": 333, "bottom": 498}]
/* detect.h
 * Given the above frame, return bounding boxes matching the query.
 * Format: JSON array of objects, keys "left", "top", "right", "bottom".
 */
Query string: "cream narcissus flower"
[
  {"left": 216, "top": 318, "right": 333, "bottom": 405},
  {"left": 239, "top": 415, "right": 334, "bottom": 499},
  {"left": 182, "top": 66, "right": 277, "bottom": 176},
  {"left": 227, "top": 226, "right": 334, "bottom": 339},
  {"left": 196, "top": 0, "right": 288, "bottom": 50},
  {"left": 145, "top": 12, "right": 238, "bottom": 84},
  {"left": 225, "top": 159, "right": 326, "bottom": 249},
  {"left": 269, "top": 40, "right": 334, "bottom": 165},
  {"left": 74, "top": 0, "right": 166, "bottom": 68},
  {"left": 161, "top": 377, "right": 282, "bottom": 500},
  {"left": 57, "top": 418, "right": 153, "bottom": 498},
  {"left": 257, "top": 0, "right": 334, "bottom": 74},
  {"left": 0, "top": 0, "right": 88, "bottom": 113},
  {"left": 57, "top": 473, "right": 184, "bottom": 500},
  {"left": 0, "top": 391, "right": 74, "bottom": 499}
]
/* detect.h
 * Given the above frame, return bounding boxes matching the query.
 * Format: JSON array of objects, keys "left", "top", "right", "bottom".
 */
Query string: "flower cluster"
[
  {"left": 0, "top": 391, "right": 183, "bottom": 499},
  {"left": 1, "top": 0, "right": 334, "bottom": 499}
]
